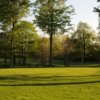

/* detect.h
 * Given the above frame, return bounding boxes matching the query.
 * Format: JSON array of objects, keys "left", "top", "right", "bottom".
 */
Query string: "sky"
[
  {"left": 27, "top": 0, "right": 99, "bottom": 32},
  {"left": 67, "top": 0, "right": 99, "bottom": 31}
]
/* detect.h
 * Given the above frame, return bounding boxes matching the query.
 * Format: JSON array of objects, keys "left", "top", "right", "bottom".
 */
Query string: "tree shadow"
[{"left": 0, "top": 74, "right": 99, "bottom": 86}]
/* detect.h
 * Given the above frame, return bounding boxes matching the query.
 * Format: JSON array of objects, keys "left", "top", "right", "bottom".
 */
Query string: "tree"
[
  {"left": 0, "top": 0, "right": 30, "bottom": 66},
  {"left": 11, "top": 21, "right": 38, "bottom": 65},
  {"left": 33, "top": 0, "right": 74, "bottom": 66},
  {"left": 71, "top": 22, "right": 96, "bottom": 63}
]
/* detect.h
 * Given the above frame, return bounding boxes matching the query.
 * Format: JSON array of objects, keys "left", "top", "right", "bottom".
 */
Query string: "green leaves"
[
  {"left": 33, "top": 0, "right": 74, "bottom": 34},
  {"left": 0, "top": 0, "right": 30, "bottom": 30}
]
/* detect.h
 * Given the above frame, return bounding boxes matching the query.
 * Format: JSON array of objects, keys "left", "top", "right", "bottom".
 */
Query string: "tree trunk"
[
  {"left": 10, "top": 21, "right": 16, "bottom": 67},
  {"left": 10, "top": 33, "right": 14, "bottom": 67},
  {"left": 49, "top": 6, "right": 53, "bottom": 66},
  {"left": 83, "top": 38, "right": 86, "bottom": 62},
  {"left": 82, "top": 33, "right": 86, "bottom": 63},
  {"left": 4, "top": 50, "right": 7, "bottom": 67},
  {"left": 13, "top": 53, "right": 16, "bottom": 66},
  {"left": 49, "top": 32, "right": 53, "bottom": 66}
]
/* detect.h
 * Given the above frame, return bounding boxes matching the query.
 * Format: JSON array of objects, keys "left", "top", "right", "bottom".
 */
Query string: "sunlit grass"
[
  {"left": 0, "top": 67, "right": 99, "bottom": 76},
  {"left": 0, "top": 67, "right": 99, "bottom": 100}
]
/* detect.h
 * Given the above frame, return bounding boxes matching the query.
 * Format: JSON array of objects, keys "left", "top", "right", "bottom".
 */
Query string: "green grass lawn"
[{"left": 0, "top": 67, "right": 100, "bottom": 100}]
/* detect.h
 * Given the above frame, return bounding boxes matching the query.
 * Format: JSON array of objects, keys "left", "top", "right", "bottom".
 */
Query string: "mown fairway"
[{"left": 0, "top": 67, "right": 100, "bottom": 100}]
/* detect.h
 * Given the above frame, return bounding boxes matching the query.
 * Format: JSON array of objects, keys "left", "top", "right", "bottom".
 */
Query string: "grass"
[{"left": 0, "top": 67, "right": 100, "bottom": 100}]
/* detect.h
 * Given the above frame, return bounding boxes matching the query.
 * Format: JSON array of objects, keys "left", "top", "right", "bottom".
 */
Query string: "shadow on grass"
[
  {"left": 0, "top": 63, "right": 100, "bottom": 68},
  {"left": 0, "top": 75, "right": 100, "bottom": 86},
  {"left": 0, "top": 81, "right": 100, "bottom": 86}
]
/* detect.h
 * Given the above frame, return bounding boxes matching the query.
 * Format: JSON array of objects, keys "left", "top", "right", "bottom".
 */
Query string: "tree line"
[{"left": 0, "top": 0, "right": 100, "bottom": 67}]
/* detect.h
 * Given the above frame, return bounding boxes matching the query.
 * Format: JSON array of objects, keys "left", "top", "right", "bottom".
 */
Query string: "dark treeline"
[{"left": 0, "top": 0, "right": 100, "bottom": 67}]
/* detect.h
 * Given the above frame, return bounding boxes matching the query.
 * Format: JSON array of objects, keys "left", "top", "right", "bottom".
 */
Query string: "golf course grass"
[{"left": 0, "top": 67, "right": 100, "bottom": 100}]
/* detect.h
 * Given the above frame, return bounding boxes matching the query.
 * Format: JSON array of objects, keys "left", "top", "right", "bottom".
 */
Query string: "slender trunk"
[
  {"left": 83, "top": 38, "right": 86, "bottom": 62},
  {"left": 23, "top": 49, "right": 26, "bottom": 66},
  {"left": 10, "top": 32, "right": 14, "bottom": 67},
  {"left": 22, "top": 46, "right": 24, "bottom": 65},
  {"left": 22, "top": 44, "right": 26, "bottom": 66},
  {"left": 63, "top": 54, "right": 66, "bottom": 66},
  {"left": 49, "top": 11, "right": 53, "bottom": 66},
  {"left": 49, "top": 31, "right": 53, "bottom": 66},
  {"left": 13, "top": 53, "right": 16, "bottom": 65},
  {"left": 10, "top": 21, "right": 16, "bottom": 67},
  {"left": 4, "top": 50, "right": 7, "bottom": 67},
  {"left": 18, "top": 48, "right": 22, "bottom": 65},
  {"left": 23, "top": 36, "right": 27, "bottom": 66},
  {"left": 82, "top": 33, "right": 86, "bottom": 63},
  {"left": 48, "top": 0, "right": 54, "bottom": 66}
]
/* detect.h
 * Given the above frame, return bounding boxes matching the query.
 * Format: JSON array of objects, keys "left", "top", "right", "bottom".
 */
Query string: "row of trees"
[
  {"left": 0, "top": 0, "right": 100, "bottom": 67},
  {"left": 0, "top": 21, "right": 99, "bottom": 66}
]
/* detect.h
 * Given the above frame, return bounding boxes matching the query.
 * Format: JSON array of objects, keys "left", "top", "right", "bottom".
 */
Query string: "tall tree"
[
  {"left": 71, "top": 22, "right": 96, "bottom": 63},
  {"left": 33, "top": 0, "right": 74, "bottom": 66},
  {"left": 0, "top": 0, "right": 30, "bottom": 66}
]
